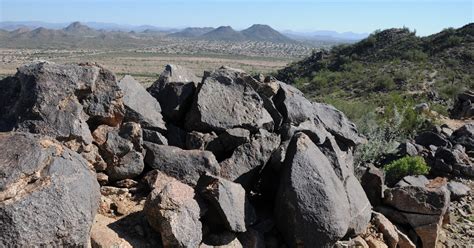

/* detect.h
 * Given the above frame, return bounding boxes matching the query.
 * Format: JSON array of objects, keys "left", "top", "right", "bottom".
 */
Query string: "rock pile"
[
  {"left": 390, "top": 124, "right": 474, "bottom": 179},
  {"left": 0, "top": 61, "right": 370, "bottom": 247},
  {"left": 359, "top": 122, "right": 474, "bottom": 247}
]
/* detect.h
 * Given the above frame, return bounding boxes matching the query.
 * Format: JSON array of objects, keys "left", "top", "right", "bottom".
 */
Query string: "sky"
[{"left": 0, "top": 0, "right": 472, "bottom": 35}]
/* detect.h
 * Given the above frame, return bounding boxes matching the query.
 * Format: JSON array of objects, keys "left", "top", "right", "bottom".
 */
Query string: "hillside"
[
  {"left": 0, "top": 22, "right": 304, "bottom": 49},
  {"left": 63, "top": 21, "right": 98, "bottom": 36},
  {"left": 241, "top": 24, "right": 293, "bottom": 42},
  {"left": 168, "top": 27, "right": 215, "bottom": 38},
  {"left": 277, "top": 24, "right": 473, "bottom": 115},
  {"left": 200, "top": 26, "right": 247, "bottom": 41}
]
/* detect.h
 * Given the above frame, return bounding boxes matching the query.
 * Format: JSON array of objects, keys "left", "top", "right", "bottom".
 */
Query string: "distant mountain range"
[
  {"left": 283, "top": 30, "right": 369, "bottom": 42},
  {"left": 170, "top": 24, "right": 294, "bottom": 43},
  {"left": 0, "top": 21, "right": 367, "bottom": 43}
]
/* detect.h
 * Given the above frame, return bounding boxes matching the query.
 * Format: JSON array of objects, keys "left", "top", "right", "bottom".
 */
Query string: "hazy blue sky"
[{"left": 1, "top": 0, "right": 472, "bottom": 35}]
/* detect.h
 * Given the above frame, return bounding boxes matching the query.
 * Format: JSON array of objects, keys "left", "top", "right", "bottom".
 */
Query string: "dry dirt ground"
[{"left": 0, "top": 48, "right": 293, "bottom": 86}]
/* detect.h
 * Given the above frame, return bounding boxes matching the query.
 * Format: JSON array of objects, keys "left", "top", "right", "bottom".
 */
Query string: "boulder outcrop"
[{"left": 0, "top": 62, "right": 373, "bottom": 248}]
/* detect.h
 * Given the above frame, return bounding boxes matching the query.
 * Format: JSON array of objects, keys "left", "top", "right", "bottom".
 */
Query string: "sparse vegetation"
[{"left": 277, "top": 24, "right": 473, "bottom": 167}]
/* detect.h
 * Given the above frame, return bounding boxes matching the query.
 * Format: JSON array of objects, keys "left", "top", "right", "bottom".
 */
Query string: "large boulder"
[
  {"left": 219, "top": 129, "right": 280, "bottom": 188},
  {"left": 313, "top": 102, "right": 367, "bottom": 146},
  {"left": 147, "top": 64, "right": 199, "bottom": 123},
  {"left": 273, "top": 82, "right": 315, "bottom": 125},
  {"left": 449, "top": 90, "right": 474, "bottom": 119},
  {"left": 185, "top": 67, "right": 273, "bottom": 133},
  {"left": 118, "top": 75, "right": 166, "bottom": 132},
  {"left": 361, "top": 165, "right": 385, "bottom": 206},
  {"left": 0, "top": 61, "right": 125, "bottom": 170},
  {"left": 414, "top": 131, "right": 450, "bottom": 148},
  {"left": 196, "top": 174, "right": 256, "bottom": 232},
  {"left": 450, "top": 124, "right": 474, "bottom": 152},
  {"left": 206, "top": 128, "right": 251, "bottom": 160},
  {"left": 0, "top": 132, "right": 100, "bottom": 247},
  {"left": 274, "top": 133, "right": 371, "bottom": 247},
  {"left": 143, "top": 142, "right": 220, "bottom": 186},
  {"left": 144, "top": 175, "right": 202, "bottom": 248},
  {"left": 383, "top": 185, "right": 450, "bottom": 248},
  {"left": 93, "top": 123, "right": 145, "bottom": 181}
]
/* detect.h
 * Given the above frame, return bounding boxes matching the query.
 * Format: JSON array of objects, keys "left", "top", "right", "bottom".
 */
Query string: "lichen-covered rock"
[{"left": 0, "top": 132, "right": 100, "bottom": 247}]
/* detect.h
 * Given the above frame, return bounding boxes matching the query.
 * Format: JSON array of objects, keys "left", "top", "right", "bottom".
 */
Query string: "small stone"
[{"left": 97, "top": 172, "right": 109, "bottom": 186}]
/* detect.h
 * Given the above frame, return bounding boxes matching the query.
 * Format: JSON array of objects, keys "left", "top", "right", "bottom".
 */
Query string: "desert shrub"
[
  {"left": 383, "top": 156, "right": 430, "bottom": 185},
  {"left": 445, "top": 35, "right": 463, "bottom": 47},
  {"left": 438, "top": 82, "right": 462, "bottom": 100},
  {"left": 354, "top": 111, "right": 401, "bottom": 168},
  {"left": 402, "top": 49, "right": 428, "bottom": 62},
  {"left": 373, "top": 74, "right": 396, "bottom": 91},
  {"left": 381, "top": 94, "right": 430, "bottom": 137}
]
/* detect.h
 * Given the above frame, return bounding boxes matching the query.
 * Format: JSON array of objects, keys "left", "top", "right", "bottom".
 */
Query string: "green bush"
[{"left": 383, "top": 156, "right": 430, "bottom": 185}]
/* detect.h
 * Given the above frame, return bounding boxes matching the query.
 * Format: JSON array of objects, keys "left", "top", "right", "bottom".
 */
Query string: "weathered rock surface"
[
  {"left": 0, "top": 61, "right": 126, "bottom": 173},
  {"left": 273, "top": 82, "right": 316, "bottom": 125},
  {"left": 275, "top": 133, "right": 371, "bottom": 247},
  {"left": 447, "top": 181, "right": 470, "bottom": 200},
  {"left": 185, "top": 67, "right": 273, "bottom": 133},
  {"left": 0, "top": 62, "right": 374, "bottom": 248},
  {"left": 144, "top": 176, "right": 202, "bottom": 248},
  {"left": 196, "top": 174, "right": 256, "bottom": 232},
  {"left": 395, "top": 175, "right": 429, "bottom": 188},
  {"left": 372, "top": 212, "right": 399, "bottom": 248},
  {"left": 147, "top": 64, "right": 199, "bottom": 123},
  {"left": 0, "top": 61, "right": 124, "bottom": 144},
  {"left": 220, "top": 129, "right": 280, "bottom": 187},
  {"left": 383, "top": 185, "right": 450, "bottom": 248},
  {"left": 361, "top": 165, "right": 385, "bottom": 207},
  {"left": 206, "top": 128, "right": 250, "bottom": 160},
  {"left": 186, "top": 131, "right": 218, "bottom": 150},
  {"left": 450, "top": 124, "right": 474, "bottom": 152},
  {"left": 118, "top": 75, "right": 166, "bottom": 131},
  {"left": 450, "top": 90, "right": 474, "bottom": 119},
  {"left": 313, "top": 102, "right": 367, "bottom": 146},
  {"left": 95, "top": 123, "right": 145, "bottom": 181},
  {"left": 143, "top": 142, "right": 220, "bottom": 186},
  {"left": 415, "top": 131, "right": 450, "bottom": 148},
  {"left": 0, "top": 132, "right": 100, "bottom": 247},
  {"left": 90, "top": 214, "right": 133, "bottom": 248}
]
